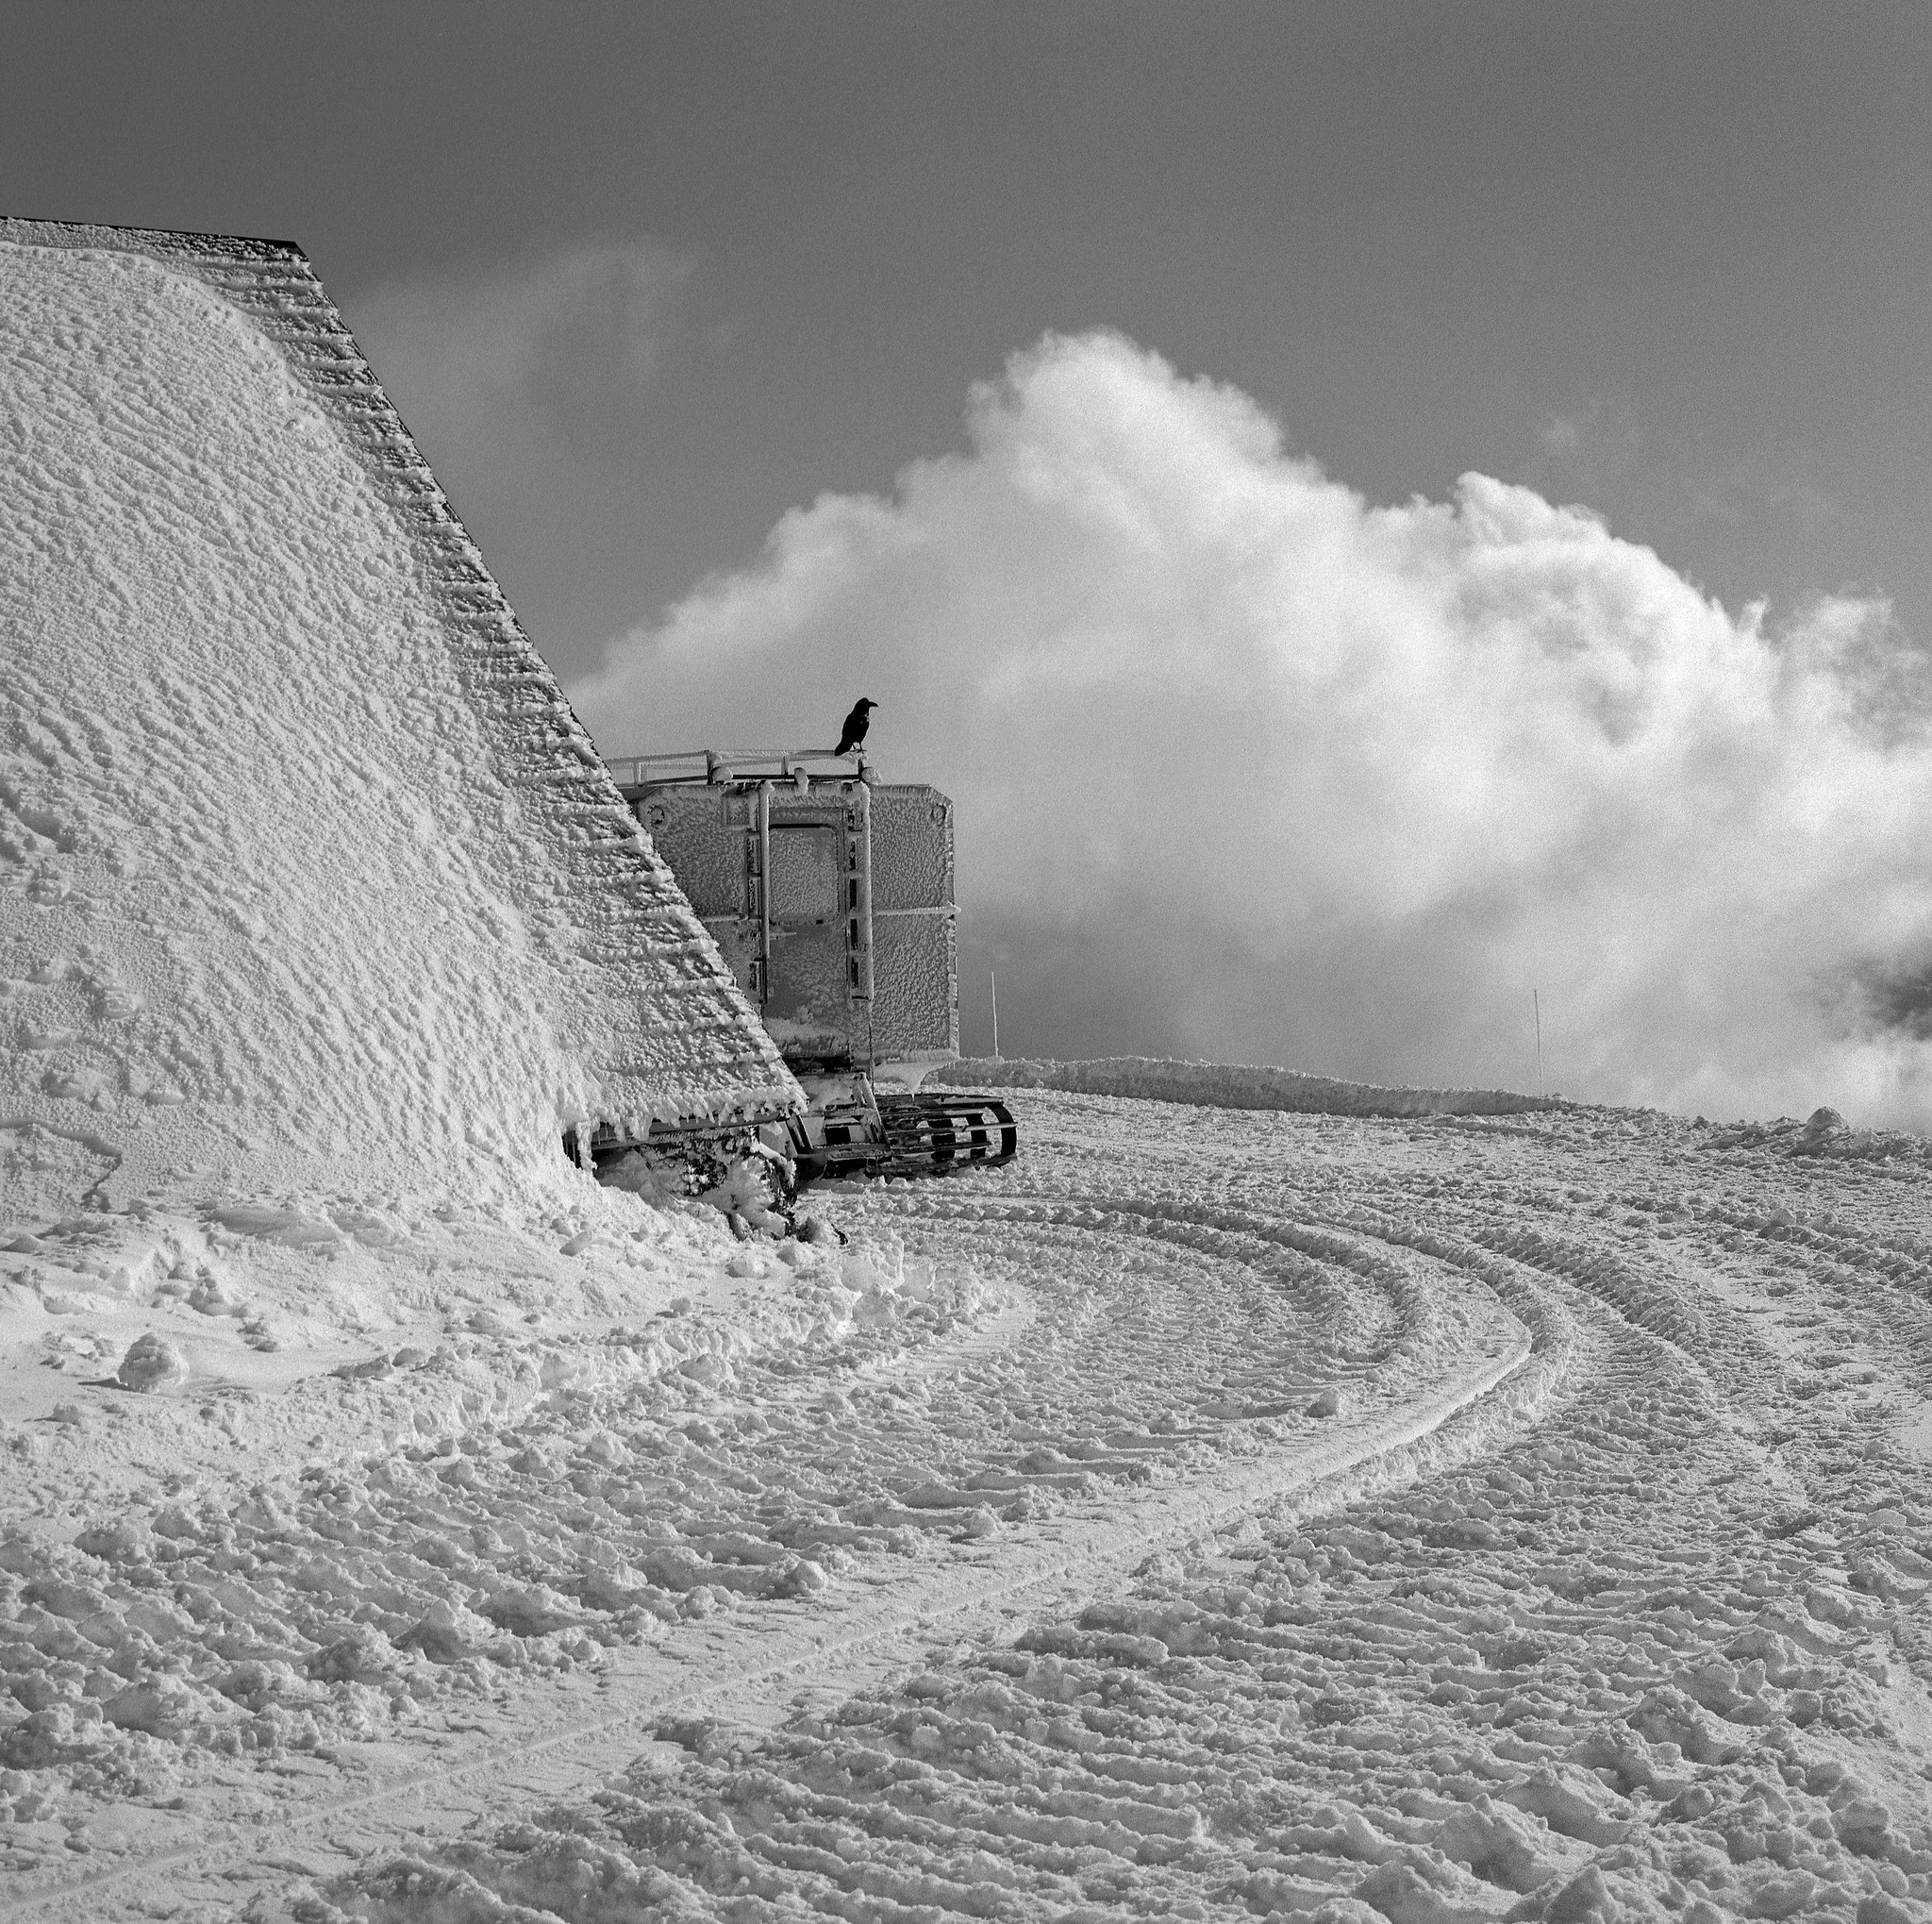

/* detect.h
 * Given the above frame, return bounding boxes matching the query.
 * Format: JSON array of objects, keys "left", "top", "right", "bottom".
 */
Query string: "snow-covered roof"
[{"left": 0, "top": 217, "right": 797, "bottom": 1217}]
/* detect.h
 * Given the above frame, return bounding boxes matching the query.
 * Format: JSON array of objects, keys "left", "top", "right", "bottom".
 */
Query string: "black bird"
[{"left": 834, "top": 697, "right": 876, "bottom": 757}]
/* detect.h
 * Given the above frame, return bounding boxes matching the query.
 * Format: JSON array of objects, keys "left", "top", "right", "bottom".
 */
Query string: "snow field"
[
  {"left": 938, "top": 1058, "right": 1562, "bottom": 1120},
  {"left": 0, "top": 1196, "right": 991, "bottom": 1885},
  {"left": 6, "top": 1090, "right": 1930, "bottom": 1919},
  {"left": 0, "top": 1090, "right": 1533, "bottom": 1909},
  {"left": 308, "top": 1096, "right": 1932, "bottom": 1924}
]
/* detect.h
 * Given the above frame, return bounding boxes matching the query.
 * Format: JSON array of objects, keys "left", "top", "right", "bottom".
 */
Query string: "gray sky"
[
  {"left": 11, "top": 2, "right": 1932, "bottom": 1102},
  {"left": 8, "top": 2, "right": 1931, "bottom": 677}
]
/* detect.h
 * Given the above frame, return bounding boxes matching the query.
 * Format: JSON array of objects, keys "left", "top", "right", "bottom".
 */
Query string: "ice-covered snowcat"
[{"left": 565, "top": 747, "right": 1016, "bottom": 1202}]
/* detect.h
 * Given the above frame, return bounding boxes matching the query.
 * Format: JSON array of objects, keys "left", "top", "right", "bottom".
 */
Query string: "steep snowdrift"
[{"left": 0, "top": 219, "right": 793, "bottom": 1221}]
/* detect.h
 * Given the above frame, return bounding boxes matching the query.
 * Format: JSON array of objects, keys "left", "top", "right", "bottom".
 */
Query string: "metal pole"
[
  {"left": 991, "top": 971, "right": 999, "bottom": 1060},
  {"left": 857, "top": 782, "right": 874, "bottom": 1071},
  {"left": 758, "top": 781, "right": 772, "bottom": 1017},
  {"left": 1534, "top": 988, "right": 1543, "bottom": 1096}
]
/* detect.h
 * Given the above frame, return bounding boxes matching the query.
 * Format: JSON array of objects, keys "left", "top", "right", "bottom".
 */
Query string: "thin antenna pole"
[
  {"left": 1533, "top": 988, "right": 1543, "bottom": 1096},
  {"left": 991, "top": 970, "right": 1000, "bottom": 1061}
]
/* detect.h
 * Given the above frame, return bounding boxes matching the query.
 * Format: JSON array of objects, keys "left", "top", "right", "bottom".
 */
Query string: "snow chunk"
[{"left": 115, "top": 1331, "right": 187, "bottom": 1391}]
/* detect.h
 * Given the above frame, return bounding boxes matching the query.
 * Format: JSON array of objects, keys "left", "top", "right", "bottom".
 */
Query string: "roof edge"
[{"left": 0, "top": 215, "right": 308, "bottom": 263}]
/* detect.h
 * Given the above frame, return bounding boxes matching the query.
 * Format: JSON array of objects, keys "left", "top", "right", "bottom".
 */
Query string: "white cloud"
[
  {"left": 344, "top": 241, "right": 692, "bottom": 463},
  {"left": 1540, "top": 411, "right": 1585, "bottom": 456},
  {"left": 572, "top": 330, "right": 1932, "bottom": 1127}
]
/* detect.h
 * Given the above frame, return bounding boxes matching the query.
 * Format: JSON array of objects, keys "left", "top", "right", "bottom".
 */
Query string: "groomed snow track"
[{"left": 6, "top": 1092, "right": 1932, "bottom": 1920}]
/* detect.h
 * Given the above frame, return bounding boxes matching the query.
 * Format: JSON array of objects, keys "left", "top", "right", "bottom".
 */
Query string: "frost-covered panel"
[
  {"left": 638, "top": 788, "right": 746, "bottom": 919},
  {"left": 869, "top": 785, "right": 954, "bottom": 912},
  {"left": 768, "top": 825, "right": 843, "bottom": 922},
  {"left": 870, "top": 786, "right": 956, "bottom": 1057},
  {"left": 765, "top": 923, "right": 852, "bottom": 1058},
  {"left": 0, "top": 219, "right": 794, "bottom": 1215},
  {"left": 872, "top": 914, "right": 958, "bottom": 1057}
]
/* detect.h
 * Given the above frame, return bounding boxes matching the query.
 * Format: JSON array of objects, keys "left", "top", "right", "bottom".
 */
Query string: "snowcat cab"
[{"left": 569, "top": 746, "right": 1016, "bottom": 1200}]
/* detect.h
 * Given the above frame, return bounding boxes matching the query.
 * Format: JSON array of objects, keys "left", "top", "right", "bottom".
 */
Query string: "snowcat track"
[
  {"left": 567, "top": 1095, "right": 1019, "bottom": 1193},
  {"left": 876, "top": 1093, "right": 1019, "bottom": 1178}
]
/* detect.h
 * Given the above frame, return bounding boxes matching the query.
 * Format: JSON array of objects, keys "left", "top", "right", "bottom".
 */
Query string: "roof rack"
[{"left": 605, "top": 748, "right": 865, "bottom": 788}]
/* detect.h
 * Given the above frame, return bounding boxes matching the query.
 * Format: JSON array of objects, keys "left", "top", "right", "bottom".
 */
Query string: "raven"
[{"left": 835, "top": 697, "right": 876, "bottom": 757}]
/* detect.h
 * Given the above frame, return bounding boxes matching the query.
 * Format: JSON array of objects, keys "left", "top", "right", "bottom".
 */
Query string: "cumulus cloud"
[
  {"left": 571, "top": 331, "right": 1932, "bottom": 1127},
  {"left": 351, "top": 241, "right": 691, "bottom": 428}
]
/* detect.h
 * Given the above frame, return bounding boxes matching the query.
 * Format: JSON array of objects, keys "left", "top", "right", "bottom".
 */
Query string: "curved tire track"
[{"left": 2, "top": 1179, "right": 1545, "bottom": 1920}]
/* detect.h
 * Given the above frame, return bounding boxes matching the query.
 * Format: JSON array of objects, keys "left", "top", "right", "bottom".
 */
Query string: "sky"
[{"left": 8, "top": 2, "right": 1932, "bottom": 1117}]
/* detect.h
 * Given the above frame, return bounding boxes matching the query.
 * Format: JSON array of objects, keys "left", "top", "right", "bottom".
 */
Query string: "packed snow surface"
[
  {"left": 5, "top": 1089, "right": 1932, "bottom": 1922},
  {"left": 938, "top": 1057, "right": 1560, "bottom": 1119},
  {"left": 0, "top": 218, "right": 792, "bottom": 1227}
]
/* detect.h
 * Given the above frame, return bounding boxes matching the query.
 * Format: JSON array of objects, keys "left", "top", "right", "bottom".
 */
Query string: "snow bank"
[
  {"left": 0, "top": 219, "right": 793, "bottom": 1219},
  {"left": 933, "top": 1054, "right": 1558, "bottom": 1118},
  {"left": 0, "top": 1216, "right": 994, "bottom": 1847},
  {"left": 1704, "top": 1106, "right": 1932, "bottom": 1164},
  {"left": 302, "top": 1090, "right": 1932, "bottom": 1924}
]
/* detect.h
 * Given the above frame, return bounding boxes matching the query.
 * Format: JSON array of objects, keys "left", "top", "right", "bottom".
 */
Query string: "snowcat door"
[
  {"left": 759, "top": 785, "right": 872, "bottom": 1067},
  {"left": 762, "top": 820, "right": 847, "bottom": 1059}
]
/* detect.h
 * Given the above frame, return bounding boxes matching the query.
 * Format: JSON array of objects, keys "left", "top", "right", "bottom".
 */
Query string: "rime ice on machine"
[
  {"left": 608, "top": 749, "right": 959, "bottom": 1069},
  {"left": 600, "top": 747, "right": 1015, "bottom": 1186}
]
